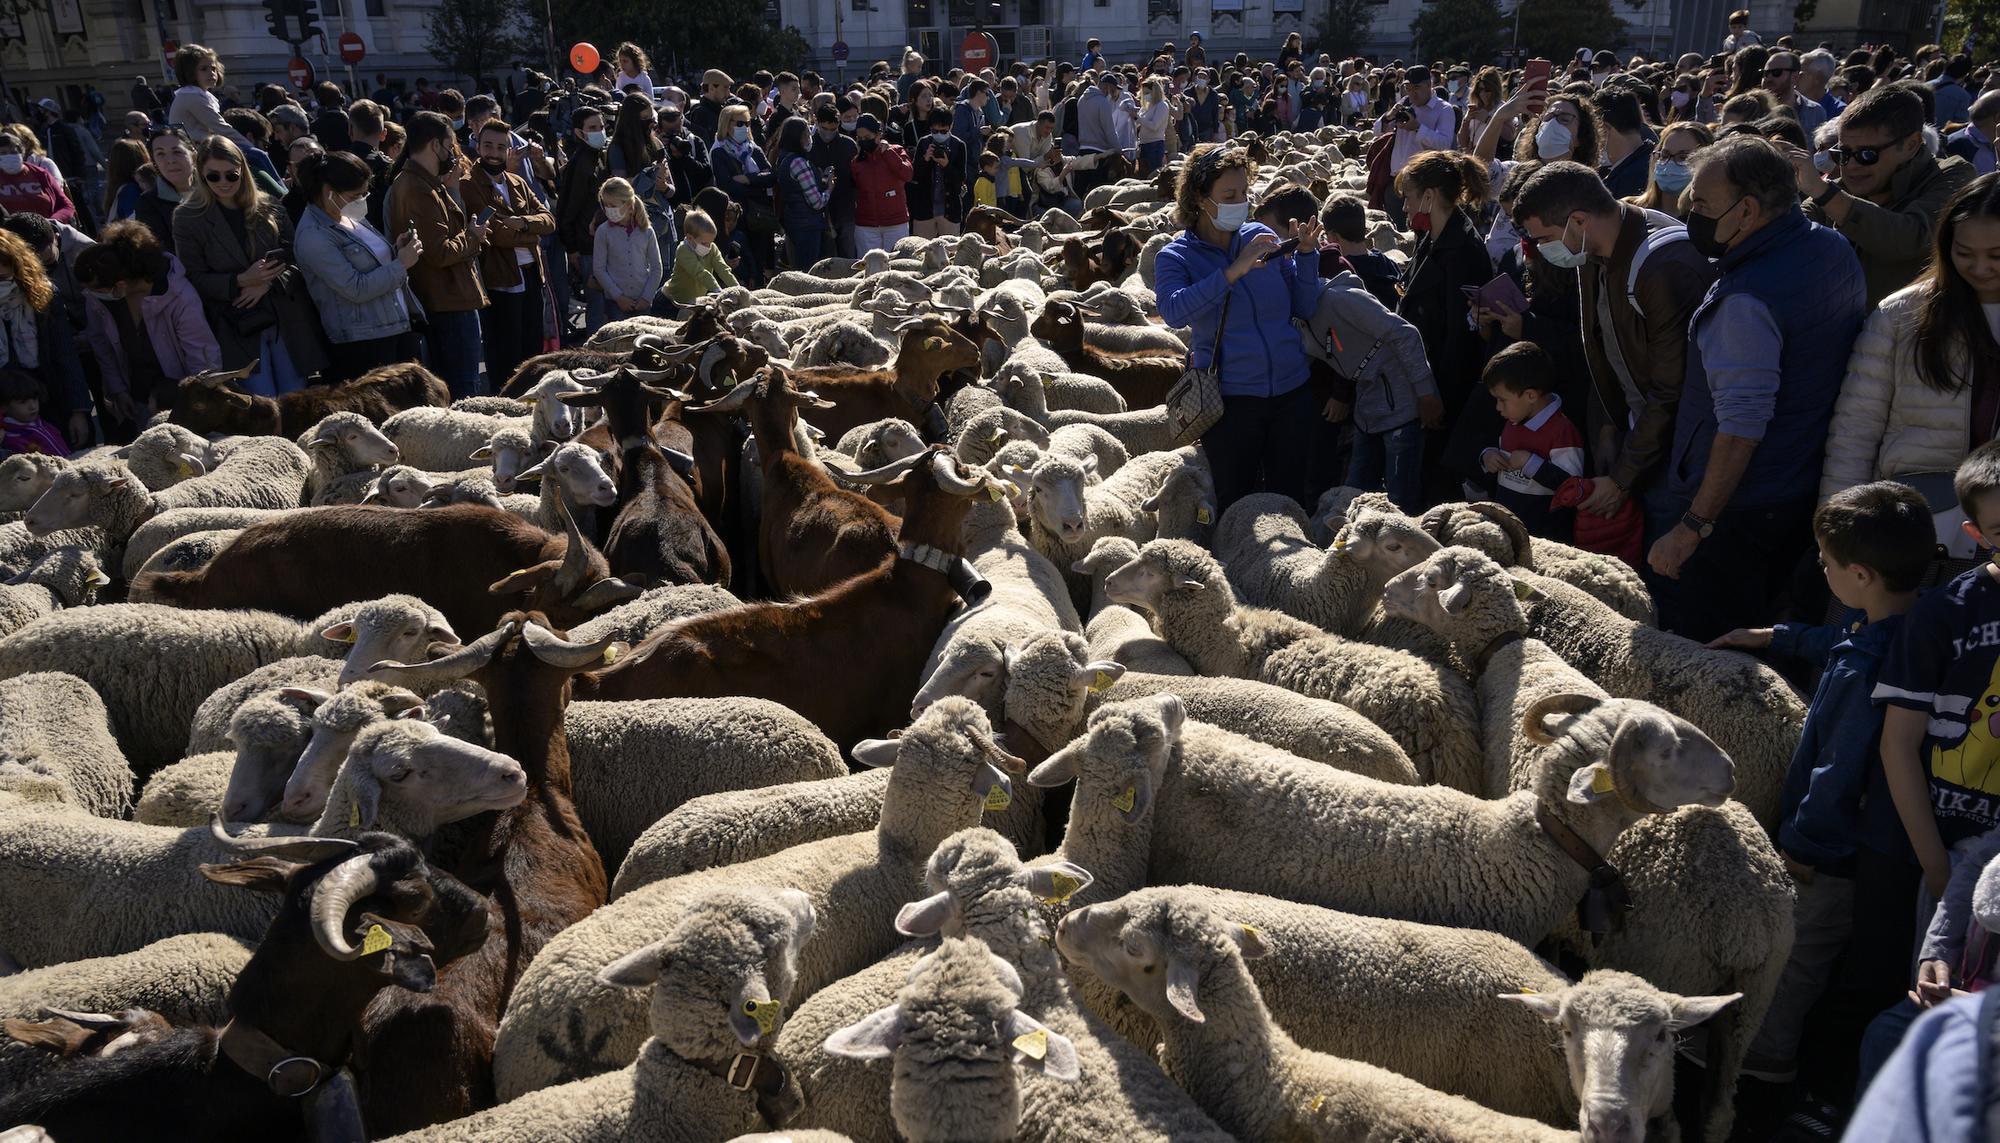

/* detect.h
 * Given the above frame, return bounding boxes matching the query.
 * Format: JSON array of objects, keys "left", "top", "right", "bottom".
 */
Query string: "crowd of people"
[{"left": 5, "top": 16, "right": 2000, "bottom": 1137}]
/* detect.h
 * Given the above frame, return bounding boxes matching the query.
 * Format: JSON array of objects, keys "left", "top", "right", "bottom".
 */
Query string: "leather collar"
[
  {"left": 897, "top": 541, "right": 956, "bottom": 576},
  {"left": 1535, "top": 802, "right": 1631, "bottom": 940},
  {"left": 691, "top": 1050, "right": 800, "bottom": 1126},
  {"left": 217, "top": 1018, "right": 326, "bottom": 1098},
  {"left": 1474, "top": 630, "right": 1525, "bottom": 673}
]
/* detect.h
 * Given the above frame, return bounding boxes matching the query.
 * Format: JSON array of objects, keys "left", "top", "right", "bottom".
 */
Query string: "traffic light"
[
  {"left": 296, "top": 0, "right": 322, "bottom": 43},
  {"left": 262, "top": 0, "right": 291, "bottom": 41},
  {"left": 260, "top": 0, "right": 322, "bottom": 44}
]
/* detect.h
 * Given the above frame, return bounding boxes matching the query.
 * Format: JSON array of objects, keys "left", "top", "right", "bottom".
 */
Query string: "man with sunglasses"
[
  {"left": 1763, "top": 51, "right": 1827, "bottom": 135},
  {"left": 1787, "top": 84, "right": 1973, "bottom": 305}
]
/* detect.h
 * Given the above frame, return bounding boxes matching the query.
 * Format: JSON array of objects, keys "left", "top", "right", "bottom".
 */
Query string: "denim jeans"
[
  {"left": 423, "top": 309, "right": 484, "bottom": 399},
  {"left": 240, "top": 328, "right": 307, "bottom": 398},
  {"left": 855, "top": 223, "right": 909, "bottom": 253},
  {"left": 543, "top": 233, "right": 574, "bottom": 345},
  {"left": 482, "top": 264, "right": 545, "bottom": 395},
  {"left": 1345, "top": 421, "right": 1424, "bottom": 512},
  {"left": 1204, "top": 382, "right": 1319, "bottom": 512},
  {"left": 784, "top": 224, "right": 826, "bottom": 269},
  {"left": 1138, "top": 139, "right": 1167, "bottom": 173}
]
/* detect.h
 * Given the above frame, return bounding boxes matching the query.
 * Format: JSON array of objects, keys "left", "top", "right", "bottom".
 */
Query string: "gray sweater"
[
  {"left": 592, "top": 218, "right": 665, "bottom": 305},
  {"left": 1295, "top": 271, "right": 1438, "bottom": 434}
]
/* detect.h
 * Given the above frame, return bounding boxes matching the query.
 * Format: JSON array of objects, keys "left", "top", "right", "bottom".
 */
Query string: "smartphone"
[
  {"left": 263, "top": 244, "right": 291, "bottom": 265},
  {"left": 475, "top": 206, "right": 497, "bottom": 227},
  {"left": 1269, "top": 236, "right": 1302, "bottom": 258},
  {"left": 1523, "top": 58, "right": 1552, "bottom": 88}
]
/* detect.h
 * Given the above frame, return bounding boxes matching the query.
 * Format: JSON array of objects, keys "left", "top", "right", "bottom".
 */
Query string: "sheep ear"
[
  {"left": 1437, "top": 581, "right": 1472, "bottom": 615},
  {"left": 1566, "top": 763, "right": 1618, "bottom": 806},
  {"left": 1026, "top": 742, "right": 1082, "bottom": 788},
  {"left": 347, "top": 766, "right": 383, "bottom": 829},
  {"left": 1228, "top": 922, "right": 1269, "bottom": 960},
  {"left": 1141, "top": 491, "right": 1163, "bottom": 512},
  {"left": 1165, "top": 955, "right": 1205, "bottom": 1023},
  {"left": 1079, "top": 454, "right": 1097, "bottom": 476},
  {"left": 320, "top": 621, "right": 357, "bottom": 645},
  {"left": 598, "top": 942, "right": 668, "bottom": 989},
  {"left": 177, "top": 452, "right": 209, "bottom": 475},
  {"left": 1669, "top": 993, "right": 1742, "bottom": 1030},
  {"left": 469, "top": 445, "right": 494, "bottom": 461},
  {"left": 1072, "top": 661, "right": 1125, "bottom": 693},
  {"left": 1510, "top": 577, "right": 1542, "bottom": 602},
  {"left": 277, "top": 686, "right": 333, "bottom": 710},
  {"left": 1022, "top": 861, "right": 1092, "bottom": 904},
  {"left": 894, "top": 890, "right": 957, "bottom": 936},
  {"left": 197, "top": 856, "right": 299, "bottom": 893},
  {"left": 1005, "top": 1010, "right": 1080, "bottom": 1081},
  {"left": 1496, "top": 991, "right": 1564, "bottom": 1021},
  {"left": 1172, "top": 575, "right": 1205, "bottom": 591},
  {"left": 852, "top": 739, "right": 900, "bottom": 768},
  {"left": 824, "top": 1005, "right": 906, "bottom": 1059}
]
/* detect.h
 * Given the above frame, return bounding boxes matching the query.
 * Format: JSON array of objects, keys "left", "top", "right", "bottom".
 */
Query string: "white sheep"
[
  {"left": 514, "top": 441, "right": 619, "bottom": 533},
  {"left": 1420, "top": 500, "right": 1655, "bottom": 624},
  {"left": 1014, "top": 448, "right": 1203, "bottom": 610},
  {"left": 382, "top": 406, "right": 529, "bottom": 474},
  {"left": 298, "top": 411, "right": 401, "bottom": 505},
  {"left": 1068, "top": 537, "right": 1194, "bottom": 675},
  {"left": 490, "top": 697, "right": 1022, "bottom": 1100},
  {"left": 23, "top": 446, "right": 308, "bottom": 553},
  {"left": 107, "top": 422, "right": 220, "bottom": 490},
  {"left": 0, "top": 672, "right": 131, "bottom": 819},
  {"left": 1106, "top": 538, "right": 1486, "bottom": 793},
  {"left": 794, "top": 319, "right": 894, "bottom": 369},
  {"left": 612, "top": 770, "right": 892, "bottom": 897},
  {"left": 988, "top": 359, "right": 1129, "bottom": 418},
  {"left": 377, "top": 887, "right": 820, "bottom": 1142},
  {"left": 833, "top": 418, "right": 927, "bottom": 471},
  {"left": 1213, "top": 492, "right": 1440, "bottom": 636},
  {"left": 120, "top": 506, "right": 299, "bottom": 579},
  {"left": 1054, "top": 894, "right": 1579, "bottom": 1143},
  {"left": 0, "top": 453, "right": 68, "bottom": 516},
  {"left": 0, "top": 547, "right": 106, "bottom": 638}
]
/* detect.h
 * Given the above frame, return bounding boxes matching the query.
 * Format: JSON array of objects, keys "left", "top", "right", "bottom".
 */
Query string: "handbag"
[{"left": 1164, "top": 289, "right": 1229, "bottom": 448}]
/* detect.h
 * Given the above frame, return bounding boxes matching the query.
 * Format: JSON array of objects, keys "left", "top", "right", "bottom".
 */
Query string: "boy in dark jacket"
[{"left": 1320, "top": 193, "right": 1402, "bottom": 310}]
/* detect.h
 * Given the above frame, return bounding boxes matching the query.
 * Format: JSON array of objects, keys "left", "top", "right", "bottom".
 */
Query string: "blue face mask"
[
  {"left": 732, "top": 125, "right": 750, "bottom": 144},
  {"left": 1653, "top": 159, "right": 1692, "bottom": 193}
]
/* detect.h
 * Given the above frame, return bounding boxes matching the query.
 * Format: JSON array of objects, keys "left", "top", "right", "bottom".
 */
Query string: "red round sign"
[
  {"left": 831, "top": 40, "right": 850, "bottom": 62},
  {"left": 338, "top": 32, "right": 365, "bottom": 65},
  {"left": 287, "top": 57, "right": 314, "bottom": 89},
  {"left": 959, "top": 30, "right": 997, "bottom": 72}
]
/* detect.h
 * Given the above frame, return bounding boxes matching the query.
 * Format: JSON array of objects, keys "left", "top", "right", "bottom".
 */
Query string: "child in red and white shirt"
[{"left": 1479, "top": 341, "right": 1582, "bottom": 542}]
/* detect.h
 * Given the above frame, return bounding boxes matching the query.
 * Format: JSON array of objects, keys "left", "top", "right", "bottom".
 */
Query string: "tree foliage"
[
  {"left": 556, "top": 3, "right": 811, "bottom": 83},
  {"left": 427, "top": 0, "right": 539, "bottom": 87},
  {"left": 1311, "top": 0, "right": 1377, "bottom": 58},
  {"left": 1512, "top": 0, "right": 1625, "bottom": 62},
  {"left": 1410, "top": 0, "right": 1507, "bottom": 64}
]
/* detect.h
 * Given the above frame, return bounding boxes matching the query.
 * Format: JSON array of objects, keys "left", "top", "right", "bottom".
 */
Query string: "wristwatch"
[
  {"left": 1812, "top": 183, "right": 1840, "bottom": 208},
  {"left": 1681, "top": 511, "right": 1715, "bottom": 539}
]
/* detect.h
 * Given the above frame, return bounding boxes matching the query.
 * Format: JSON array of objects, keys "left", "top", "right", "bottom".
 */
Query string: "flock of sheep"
[{"left": 0, "top": 126, "right": 1802, "bottom": 1143}]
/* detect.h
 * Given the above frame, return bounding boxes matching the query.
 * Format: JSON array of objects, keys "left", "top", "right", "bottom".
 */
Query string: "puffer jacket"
[{"left": 1820, "top": 283, "right": 1973, "bottom": 501}]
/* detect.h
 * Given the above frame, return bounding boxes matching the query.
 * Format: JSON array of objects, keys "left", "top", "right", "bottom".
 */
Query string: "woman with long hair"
[
  {"left": 171, "top": 135, "right": 326, "bottom": 394},
  {"left": 103, "top": 138, "right": 149, "bottom": 222},
  {"left": 291, "top": 149, "right": 422, "bottom": 383},
  {"left": 0, "top": 229, "right": 90, "bottom": 446},
  {"left": 608, "top": 92, "right": 662, "bottom": 181},
  {"left": 768, "top": 116, "right": 831, "bottom": 269},
  {"left": 899, "top": 80, "right": 937, "bottom": 152},
  {"left": 1457, "top": 67, "right": 1505, "bottom": 151},
  {"left": 1823, "top": 174, "right": 2000, "bottom": 497},
  {"left": 1628, "top": 121, "right": 1713, "bottom": 218},
  {"left": 1726, "top": 44, "right": 1770, "bottom": 98},
  {"left": 1135, "top": 78, "right": 1172, "bottom": 173},
  {"left": 1393, "top": 150, "right": 1496, "bottom": 502}
]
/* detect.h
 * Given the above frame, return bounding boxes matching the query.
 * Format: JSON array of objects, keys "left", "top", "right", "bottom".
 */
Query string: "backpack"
[{"left": 1622, "top": 214, "right": 1689, "bottom": 320}]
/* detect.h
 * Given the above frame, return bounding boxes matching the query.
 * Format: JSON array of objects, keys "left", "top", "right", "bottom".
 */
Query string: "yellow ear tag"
[
  {"left": 1112, "top": 785, "right": 1136, "bottom": 813},
  {"left": 1088, "top": 670, "right": 1116, "bottom": 693},
  {"left": 1043, "top": 870, "right": 1084, "bottom": 903},
  {"left": 331, "top": 629, "right": 358, "bottom": 645},
  {"left": 1012, "top": 1028, "right": 1049, "bottom": 1060},
  {"left": 1330, "top": 539, "right": 1349, "bottom": 555},
  {"left": 1038, "top": 373, "right": 1056, "bottom": 388},
  {"left": 1309, "top": 1094, "right": 1326, "bottom": 1113},
  {"left": 174, "top": 462, "right": 194, "bottom": 477},
  {"left": 1517, "top": 987, "right": 1540, "bottom": 995},
  {"left": 89, "top": 571, "right": 111, "bottom": 587},
  {"left": 984, "top": 784, "right": 1012, "bottom": 812},
  {"left": 1512, "top": 580, "right": 1536, "bottom": 601},
  {"left": 743, "top": 999, "right": 783, "bottom": 1034},
  {"left": 602, "top": 642, "right": 627, "bottom": 665},
  {"left": 1590, "top": 768, "right": 1617, "bottom": 795},
  {"left": 349, "top": 801, "right": 361, "bottom": 828},
  {"left": 1196, "top": 506, "right": 1212, "bottom": 524},
  {"left": 987, "top": 482, "right": 1005, "bottom": 502},
  {"left": 360, "top": 924, "right": 393, "bottom": 956}
]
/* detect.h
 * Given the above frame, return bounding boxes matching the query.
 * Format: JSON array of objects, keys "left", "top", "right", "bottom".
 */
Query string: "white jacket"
[{"left": 1820, "top": 283, "right": 1974, "bottom": 501}]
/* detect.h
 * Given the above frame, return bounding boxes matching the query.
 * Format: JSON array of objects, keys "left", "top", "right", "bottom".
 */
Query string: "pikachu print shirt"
[{"left": 1877, "top": 564, "right": 2000, "bottom": 846}]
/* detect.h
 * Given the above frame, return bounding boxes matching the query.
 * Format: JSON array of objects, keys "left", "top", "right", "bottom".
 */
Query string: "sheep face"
[
  {"left": 323, "top": 597, "right": 461, "bottom": 687},
  {"left": 855, "top": 420, "right": 927, "bottom": 470},
  {"left": 520, "top": 443, "right": 618, "bottom": 509},
  {"left": 1543, "top": 698, "right": 1736, "bottom": 815},
  {"left": 1015, "top": 454, "right": 1093, "bottom": 544},
  {"left": 0, "top": 453, "right": 62, "bottom": 511},
  {"left": 1500, "top": 971, "right": 1739, "bottom": 1143},
  {"left": 362, "top": 467, "right": 438, "bottom": 508},
  {"left": 599, "top": 887, "right": 817, "bottom": 1059},
  {"left": 825, "top": 938, "right": 1077, "bottom": 1142},
  {"left": 342, "top": 718, "right": 528, "bottom": 830},
  {"left": 1380, "top": 547, "right": 1528, "bottom": 649},
  {"left": 1141, "top": 463, "right": 1218, "bottom": 542},
  {"left": 1101, "top": 543, "right": 1210, "bottom": 616},
  {"left": 221, "top": 690, "right": 321, "bottom": 824},
  {"left": 1027, "top": 694, "right": 1181, "bottom": 823},
  {"left": 895, "top": 827, "right": 1091, "bottom": 941},
  {"left": 471, "top": 430, "right": 542, "bottom": 493},
  {"left": 1053, "top": 896, "right": 1267, "bottom": 1026},
  {"left": 24, "top": 464, "right": 130, "bottom": 535},
  {"left": 521, "top": 374, "right": 593, "bottom": 441},
  {"left": 999, "top": 631, "right": 1122, "bottom": 752},
  {"left": 911, "top": 640, "right": 1005, "bottom": 722},
  {"left": 1332, "top": 508, "right": 1440, "bottom": 581},
  {"left": 279, "top": 684, "right": 428, "bottom": 822},
  {"left": 852, "top": 696, "right": 1024, "bottom": 819},
  {"left": 308, "top": 414, "right": 400, "bottom": 468}
]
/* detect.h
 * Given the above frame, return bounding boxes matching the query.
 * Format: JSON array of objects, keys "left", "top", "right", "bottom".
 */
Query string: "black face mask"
[
  {"left": 858, "top": 137, "right": 878, "bottom": 154},
  {"left": 1684, "top": 195, "right": 1743, "bottom": 259}
]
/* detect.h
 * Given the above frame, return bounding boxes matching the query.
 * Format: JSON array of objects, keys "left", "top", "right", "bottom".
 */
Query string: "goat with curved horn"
[
  {"left": 366, "top": 619, "right": 519, "bottom": 688},
  {"left": 840, "top": 450, "right": 933, "bottom": 486},
  {"left": 310, "top": 854, "right": 385, "bottom": 960},
  {"left": 208, "top": 816, "right": 359, "bottom": 863},
  {"left": 520, "top": 622, "right": 629, "bottom": 671}
]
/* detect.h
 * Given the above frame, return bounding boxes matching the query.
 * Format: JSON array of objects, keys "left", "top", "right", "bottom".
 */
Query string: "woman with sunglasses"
[
  {"left": 1822, "top": 174, "right": 2000, "bottom": 500},
  {"left": 172, "top": 136, "right": 327, "bottom": 395},
  {"left": 132, "top": 126, "right": 195, "bottom": 255}
]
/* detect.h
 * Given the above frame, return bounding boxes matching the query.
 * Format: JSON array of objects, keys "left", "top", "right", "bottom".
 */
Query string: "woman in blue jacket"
[{"left": 1154, "top": 142, "right": 1323, "bottom": 510}]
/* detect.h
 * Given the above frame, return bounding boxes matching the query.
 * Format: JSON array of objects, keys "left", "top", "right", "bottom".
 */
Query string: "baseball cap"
[
  {"left": 1404, "top": 65, "right": 1432, "bottom": 84},
  {"left": 268, "top": 103, "right": 310, "bottom": 129}
]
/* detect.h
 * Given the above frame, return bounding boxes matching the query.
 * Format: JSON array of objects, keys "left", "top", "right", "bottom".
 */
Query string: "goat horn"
[
  {"left": 520, "top": 621, "right": 628, "bottom": 670},
  {"left": 841, "top": 450, "right": 932, "bottom": 485},
  {"left": 684, "top": 382, "right": 757, "bottom": 415},
  {"left": 40, "top": 1009, "right": 136, "bottom": 1032},
  {"left": 551, "top": 488, "right": 592, "bottom": 598},
  {"left": 310, "top": 853, "right": 384, "bottom": 961},
  {"left": 929, "top": 451, "right": 987, "bottom": 497},
  {"left": 208, "top": 816, "right": 359, "bottom": 862},
  {"left": 365, "top": 620, "right": 517, "bottom": 687},
  {"left": 638, "top": 382, "right": 690, "bottom": 401}
]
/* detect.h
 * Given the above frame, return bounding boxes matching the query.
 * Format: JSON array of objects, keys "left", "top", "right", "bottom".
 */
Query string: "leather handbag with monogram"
[{"left": 1165, "top": 289, "right": 1229, "bottom": 447}]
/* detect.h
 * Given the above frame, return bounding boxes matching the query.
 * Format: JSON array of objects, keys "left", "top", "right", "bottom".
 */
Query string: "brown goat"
[
  {"left": 128, "top": 501, "right": 638, "bottom": 637},
  {"left": 349, "top": 613, "right": 611, "bottom": 1134},
  {"left": 694, "top": 365, "right": 899, "bottom": 598},
  {"left": 787, "top": 316, "right": 982, "bottom": 443},
  {"left": 169, "top": 361, "right": 449, "bottom": 439},
  {"left": 1030, "top": 297, "right": 1184, "bottom": 407},
  {"left": 496, "top": 335, "right": 690, "bottom": 400},
  {"left": 575, "top": 449, "right": 1001, "bottom": 749},
  {"left": 962, "top": 204, "right": 1025, "bottom": 249}
]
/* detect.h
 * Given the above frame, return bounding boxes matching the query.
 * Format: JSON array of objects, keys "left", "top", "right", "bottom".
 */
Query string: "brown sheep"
[
  {"left": 168, "top": 361, "right": 449, "bottom": 439},
  {"left": 1031, "top": 297, "right": 1184, "bottom": 408}
]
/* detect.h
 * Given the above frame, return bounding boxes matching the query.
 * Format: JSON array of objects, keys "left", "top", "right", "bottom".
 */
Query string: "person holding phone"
[
  {"left": 1154, "top": 143, "right": 1323, "bottom": 511},
  {"left": 1372, "top": 66, "right": 1455, "bottom": 227},
  {"left": 462, "top": 117, "right": 554, "bottom": 390},
  {"left": 295, "top": 150, "right": 423, "bottom": 384},
  {"left": 171, "top": 135, "right": 326, "bottom": 395},
  {"left": 388, "top": 111, "right": 488, "bottom": 397},
  {"left": 908, "top": 106, "right": 967, "bottom": 239}
]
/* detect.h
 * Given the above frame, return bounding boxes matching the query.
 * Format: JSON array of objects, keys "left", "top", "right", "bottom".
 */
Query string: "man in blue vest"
[{"left": 1647, "top": 134, "right": 1868, "bottom": 640}]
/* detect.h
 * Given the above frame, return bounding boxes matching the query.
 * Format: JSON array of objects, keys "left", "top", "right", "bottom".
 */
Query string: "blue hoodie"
[{"left": 1155, "top": 221, "right": 1320, "bottom": 399}]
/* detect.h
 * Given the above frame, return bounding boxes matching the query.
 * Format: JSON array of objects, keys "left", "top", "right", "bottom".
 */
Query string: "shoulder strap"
[
  {"left": 1974, "top": 984, "right": 2000, "bottom": 1143},
  {"left": 1209, "top": 285, "right": 1232, "bottom": 366},
  {"left": 1624, "top": 221, "right": 1688, "bottom": 321}
]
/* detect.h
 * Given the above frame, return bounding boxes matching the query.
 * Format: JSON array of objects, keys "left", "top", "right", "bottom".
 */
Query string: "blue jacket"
[
  {"left": 1668, "top": 206, "right": 1866, "bottom": 508},
  {"left": 1770, "top": 613, "right": 1912, "bottom": 875},
  {"left": 951, "top": 101, "right": 986, "bottom": 159},
  {"left": 1155, "top": 222, "right": 1320, "bottom": 399},
  {"left": 1845, "top": 989, "right": 2000, "bottom": 1143},
  {"left": 293, "top": 203, "right": 419, "bottom": 344}
]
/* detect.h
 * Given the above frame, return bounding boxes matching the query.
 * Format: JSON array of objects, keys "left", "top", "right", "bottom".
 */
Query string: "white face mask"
[
  {"left": 603, "top": 203, "right": 628, "bottom": 223},
  {"left": 691, "top": 241, "right": 714, "bottom": 257},
  {"left": 731, "top": 126, "right": 750, "bottom": 144},
  {"left": 1536, "top": 216, "right": 1589, "bottom": 269},
  {"left": 1670, "top": 90, "right": 1691, "bottom": 109},
  {"left": 340, "top": 196, "right": 367, "bottom": 222},
  {"left": 1447, "top": 80, "right": 1461, "bottom": 96},
  {"left": 0, "top": 281, "right": 17, "bottom": 300},
  {"left": 1210, "top": 199, "right": 1250, "bottom": 232},
  {"left": 1535, "top": 117, "right": 1573, "bottom": 160},
  {"left": 0, "top": 154, "right": 22, "bottom": 175}
]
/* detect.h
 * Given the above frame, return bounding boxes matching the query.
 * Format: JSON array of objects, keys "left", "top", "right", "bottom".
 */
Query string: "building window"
[
  {"left": 367, "top": 0, "right": 384, "bottom": 14},
  {"left": 909, "top": 0, "right": 933, "bottom": 24},
  {"left": 1148, "top": 0, "right": 1181, "bottom": 17}
]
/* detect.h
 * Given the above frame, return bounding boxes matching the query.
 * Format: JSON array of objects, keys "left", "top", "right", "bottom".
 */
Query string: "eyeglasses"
[
  {"left": 1658, "top": 150, "right": 1697, "bottom": 162},
  {"left": 204, "top": 169, "right": 242, "bottom": 184},
  {"left": 1826, "top": 134, "right": 1914, "bottom": 166}
]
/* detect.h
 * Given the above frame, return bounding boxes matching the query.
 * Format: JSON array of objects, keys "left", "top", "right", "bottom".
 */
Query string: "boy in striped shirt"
[{"left": 1478, "top": 341, "right": 1583, "bottom": 541}]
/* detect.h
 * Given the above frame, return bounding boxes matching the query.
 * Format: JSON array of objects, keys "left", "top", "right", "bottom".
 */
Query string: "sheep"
[
  {"left": 1517, "top": 570, "right": 1803, "bottom": 825},
  {"left": 0, "top": 933, "right": 252, "bottom": 1096},
  {"left": 514, "top": 441, "right": 619, "bottom": 534},
  {"left": 795, "top": 318, "right": 895, "bottom": 369},
  {"left": 376, "top": 887, "right": 819, "bottom": 1143},
  {"left": 1049, "top": 690, "right": 1736, "bottom": 947},
  {"left": 120, "top": 506, "right": 298, "bottom": 579},
  {"left": 1068, "top": 538, "right": 1194, "bottom": 675},
  {"left": 1213, "top": 492, "right": 1440, "bottom": 636},
  {"left": 1015, "top": 448, "right": 1202, "bottom": 609},
  {"left": 1035, "top": 402, "right": 1178, "bottom": 456},
  {"left": 361, "top": 465, "right": 443, "bottom": 507},
  {"left": 0, "top": 718, "right": 527, "bottom": 967},
  {"left": 1053, "top": 895, "right": 1579, "bottom": 1143},
  {"left": 298, "top": 411, "right": 401, "bottom": 505},
  {"left": 955, "top": 406, "right": 1052, "bottom": 466},
  {"left": 0, "top": 594, "right": 455, "bottom": 774},
  {"left": 452, "top": 395, "right": 530, "bottom": 416},
  {"left": 1031, "top": 299, "right": 1182, "bottom": 409},
  {"left": 469, "top": 424, "right": 545, "bottom": 492},
  {"left": 107, "top": 422, "right": 220, "bottom": 490},
  {"left": 135, "top": 751, "right": 236, "bottom": 827},
  {"left": 833, "top": 418, "right": 927, "bottom": 471},
  {"left": 489, "top": 697, "right": 1022, "bottom": 1099},
  {"left": 382, "top": 406, "right": 531, "bottom": 474},
  {"left": 23, "top": 448, "right": 308, "bottom": 555},
  {"left": 1141, "top": 460, "right": 1215, "bottom": 544},
  {"left": 1106, "top": 538, "right": 1487, "bottom": 793},
  {"left": 782, "top": 829, "right": 1230, "bottom": 1142},
  {"left": 0, "top": 547, "right": 106, "bottom": 637},
  {"left": 0, "top": 453, "right": 68, "bottom": 516},
  {"left": 821, "top": 938, "right": 1081, "bottom": 1143},
  {"left": 1421, "top": 500, "right": 1655, "bottom": 624},
  {"left": 611, "top": 770, "right": 893, "bottom": 897},
  {"left": 989, "top": 359, "right": 1128, "bottom": 419},
  {"left": 995, "top": 630, "right": 1417, "bottom": 785},
  {"left": 564, "top": 581, "right": 744, "bottom": 645},
  {"left": 0, "top": 672, "right": 131, "bottom": 819},
  {"left": 307, "top": 717, "right": 528, "bottom": 840}
]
